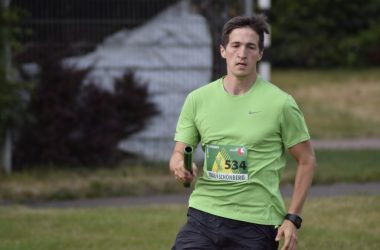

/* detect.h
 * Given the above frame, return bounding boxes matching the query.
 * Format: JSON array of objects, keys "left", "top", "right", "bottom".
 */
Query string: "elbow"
[
  {"left": 306, "top": 153, "right": 317, "bottom": 172},
  {"left": 309, "top": 152, "right": 316, "bottom": 167},
  {"left": 299, "top": 152, "right": 316, "bottom": 171}
]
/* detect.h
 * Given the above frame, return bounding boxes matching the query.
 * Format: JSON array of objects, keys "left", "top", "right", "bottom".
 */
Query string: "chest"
[{"left": 195, "top": 97, "right": 281, "bottom": 145}]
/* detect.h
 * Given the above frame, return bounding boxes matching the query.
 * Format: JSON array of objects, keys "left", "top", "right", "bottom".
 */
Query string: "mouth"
[{"left": 236, "top": 62, "right": 247, "bottom": 67}]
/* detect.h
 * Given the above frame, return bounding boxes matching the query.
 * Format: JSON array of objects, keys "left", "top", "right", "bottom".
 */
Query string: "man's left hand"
[{"left": 275, "top": 220, "right": 298, "bottom": 250}]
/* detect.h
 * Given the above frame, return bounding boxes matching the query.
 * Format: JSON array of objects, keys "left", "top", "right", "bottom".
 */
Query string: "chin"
[{"left": 233, "top": 71, "right": 250, "bottom": 78}]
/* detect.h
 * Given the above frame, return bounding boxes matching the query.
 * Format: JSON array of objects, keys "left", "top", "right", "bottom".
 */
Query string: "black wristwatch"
[{"left": 284, "top": 213, "right": 302, "bottom": 229}]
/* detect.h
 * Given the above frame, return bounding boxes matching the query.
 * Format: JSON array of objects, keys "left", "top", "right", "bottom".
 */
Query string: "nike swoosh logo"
[{"left": 248, "top": 111, "right": 260, "bottom": 115}]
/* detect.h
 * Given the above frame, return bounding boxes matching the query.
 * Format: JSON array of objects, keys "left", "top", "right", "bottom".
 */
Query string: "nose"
[{"left": 237, "top": 46, "right": 248, "bottom": 59}]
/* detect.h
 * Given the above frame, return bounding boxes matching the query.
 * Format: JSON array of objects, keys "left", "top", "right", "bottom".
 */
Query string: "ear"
[
  {"left": 220, "top": 45, "right": 226, "bottom": 59},
  {"left": 258, "top": 51, "right": 263, "bottom": 61}
]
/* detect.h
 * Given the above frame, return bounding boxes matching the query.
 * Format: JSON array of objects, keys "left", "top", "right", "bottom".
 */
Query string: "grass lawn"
[
  {"left": 1, "top": 149, "right": 379, "bottom": 203},
  {"left": 282, "top": 149, "right": 380, "bottom": 184},
  {"left": 0, "top": 195, "right": 379, "bottom": 250},
  {"left": 272, "top": 68, "right": 380, "bottom": 139}
]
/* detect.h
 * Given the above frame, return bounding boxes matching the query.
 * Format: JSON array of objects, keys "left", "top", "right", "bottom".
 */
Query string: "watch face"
[
  {"left": 285, "top": 214, "right": 302, "bottom": 229},
  {"left": 295, "top": 218, "right": 301, "bottom": 226}
]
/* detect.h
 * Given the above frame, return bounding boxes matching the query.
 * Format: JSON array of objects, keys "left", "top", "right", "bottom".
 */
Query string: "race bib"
[{"left": 205, "top": 144, "right": 248, "bottom": 182}]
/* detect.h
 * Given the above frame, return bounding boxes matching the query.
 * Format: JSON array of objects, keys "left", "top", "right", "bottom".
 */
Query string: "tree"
[
  {"left": 271, "top": 0, "right": 380, "bottom": 67},
  {"left": 13, "top": 51, "right": 158, "bottom": 168},
  {"left": 191, "top": 0, "right": 229, "bottom": 79},
  {"left": 0, "top": 0, "right": 30, "bottom": 174}
]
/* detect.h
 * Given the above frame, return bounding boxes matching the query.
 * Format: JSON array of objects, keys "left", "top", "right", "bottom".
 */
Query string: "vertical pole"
[
  {"left": 1, "top": 0, "right": 11, "bottom": 80},
  {"left": 1, "top": 0, "right": 12, "bottom": 174},
  {"left": 257, "top": 0, "right": 271, "bottom": 81},
  {"left": 2, "top": 130, "right": 12, "bottom": 174},
  {"left": 243, "top": 0, "right": 271, "bottom": 81},
  {"left": 179, "top": 0, "right": 188, "bottom": 16},
  {"left": 244, "top": 0, "right": 253, "bottom": 16}
]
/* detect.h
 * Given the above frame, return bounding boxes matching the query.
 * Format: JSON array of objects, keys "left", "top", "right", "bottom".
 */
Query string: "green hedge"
[
  {"left": 0, "top": 5, "right": 30, "bottom": 137},
  {"left": 13, "top": 50, "right": 158, "bottom": 168},
  {"left": 271, "top": 0, "right": 380, "bottom": 67}
]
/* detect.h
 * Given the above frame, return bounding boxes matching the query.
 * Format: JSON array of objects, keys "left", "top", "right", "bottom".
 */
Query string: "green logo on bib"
[{"left": 205, "top": 144, "right": 248, "bottom": 182}]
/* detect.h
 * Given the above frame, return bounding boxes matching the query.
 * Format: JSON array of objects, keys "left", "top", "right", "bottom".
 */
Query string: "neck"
[{"left": 223, "top": 73, "right": 258, "bottom": 95}]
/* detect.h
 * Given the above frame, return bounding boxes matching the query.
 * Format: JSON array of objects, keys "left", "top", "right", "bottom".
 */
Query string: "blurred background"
[
  {"left": 1, "top": 0, "right": 380, "bottom": 191},
  {"left": 1, "top": 1, "right": 380, "bottom": 249}
]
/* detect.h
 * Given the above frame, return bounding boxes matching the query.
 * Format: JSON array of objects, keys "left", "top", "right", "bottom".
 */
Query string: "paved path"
[
  {"left": 312, "top": 138, "right": 380, "bottom": 149},
  {"left": 2, "top": 138, "right": 379, "bottom": 209},
  {"left": 19, "top": 182, "right": 380, "bottom": 209}
]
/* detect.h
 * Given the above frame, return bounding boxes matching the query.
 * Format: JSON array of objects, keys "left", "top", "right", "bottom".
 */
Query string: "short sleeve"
[
  {"left": 280, "top": 95, "right": 310, "bottom": 148},
  {"left": 174, "top": 93, "right": 200, "bottom": 147}
]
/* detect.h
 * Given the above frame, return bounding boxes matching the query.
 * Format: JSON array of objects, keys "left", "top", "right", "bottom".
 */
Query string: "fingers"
[
  {"left": 192, "top": 163, "right": 198, "bottom": 177},
  {"left": 275, "top": 228, "right": 283, "bottom": 242},
  {"left": 277, "top": 221, "right": 298, "bottom": 250},
  {"left": 281, "top": 231, "right": 297, "bottom": 250},
  {"left": 172, "top": 160, "right": 196, "bottom": 183}
]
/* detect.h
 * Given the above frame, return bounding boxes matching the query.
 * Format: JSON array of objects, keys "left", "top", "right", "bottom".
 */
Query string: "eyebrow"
[{"left": 230, "top": 41, "right": 257, "bottom": 47}]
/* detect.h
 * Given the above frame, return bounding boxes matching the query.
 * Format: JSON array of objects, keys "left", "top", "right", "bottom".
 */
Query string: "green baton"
[{"left": 183, "top": 146, "right": 193, "bottom": 188}]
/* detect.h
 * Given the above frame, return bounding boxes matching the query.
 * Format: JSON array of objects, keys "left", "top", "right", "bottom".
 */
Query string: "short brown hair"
[{"left": 221, "top": 14, "right": 270, "bottom": 51}]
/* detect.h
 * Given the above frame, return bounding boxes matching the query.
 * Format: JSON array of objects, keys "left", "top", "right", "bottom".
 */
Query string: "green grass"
[
  {"left": 0, "top": 205, "right": 186, "bottom": 250},
  {"left": 0, "top": 164, "right": 181, "bottom": 202},
  {"left": 1, "top": 149, "right": 379, "bottom": 203},
  {"left": 272, "top": 68, "right": 380, "bottom": 138},
  {"left": 282, "top": 149, "right": 380, "bottom": 184},
  {"left": 0, "top": 195, "right": 379, "bottom": 250},
  {"left": 298, "top": 195, "right": 380, "bottom": 249}
]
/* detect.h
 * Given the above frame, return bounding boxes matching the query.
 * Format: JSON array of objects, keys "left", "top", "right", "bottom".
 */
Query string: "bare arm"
[
  {"left": 169, "top": 141, "right": 197, "bottom": 184},
  {"left": 287, "top": 140, "right": 316, "bottom": 214},
  {"left": 276, "top": 140, "right": 316, "bottom": 250}
]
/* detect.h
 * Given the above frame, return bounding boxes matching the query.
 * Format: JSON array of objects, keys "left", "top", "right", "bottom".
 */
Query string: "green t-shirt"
[{"left": 174, "top": 75, "right": 310, "bottom": 226}]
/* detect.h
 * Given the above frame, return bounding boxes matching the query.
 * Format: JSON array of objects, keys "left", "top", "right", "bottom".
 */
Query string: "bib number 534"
[{"left": 225, "top": 160, "right": 247, "bottom": 170}]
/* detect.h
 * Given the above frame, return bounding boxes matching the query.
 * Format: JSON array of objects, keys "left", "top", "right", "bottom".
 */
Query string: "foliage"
[
  {"left": 0, "top": 5, "right": 30, "bottom": 138},
  {"left": 0, "top": 4, "right": 26, "bottom": 50},
  {"left": 0, "top": 69, "right": 31, "bottom": 136},
  {"left": 271, "top": 0, "right": 380, "bottom": 67},
  {"left": 11, "top": 0, "right": 178, "bottom": 44},
  {"left": 13, "top": 53, "right": 158, "bottom": 168},
  {"left": 191, "top": 0, "right": 380, "bottom": 68},
  {"left": 6, "top": 0, "right": 380, "bottom": 71},
  {"left": 191, "top": 0, "right": 228, "bottom": 79}
]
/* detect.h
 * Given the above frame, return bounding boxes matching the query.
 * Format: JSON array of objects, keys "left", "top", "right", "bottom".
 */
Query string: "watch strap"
[{"left": 284, "top": 213, "right": 302, "bottom": 229}]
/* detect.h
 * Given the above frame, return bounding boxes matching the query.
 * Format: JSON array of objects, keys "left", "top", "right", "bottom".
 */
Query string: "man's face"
[{"left": 220, "top": 27, "right": 262, "bottom": 79}]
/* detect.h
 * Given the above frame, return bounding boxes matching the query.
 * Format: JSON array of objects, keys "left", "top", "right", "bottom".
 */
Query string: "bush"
[
  {"left": 0, "top": 5, "right": 31, "bottom": 138},
  {"left": 271, "top": 0, "right": 380, "bottom": 68},
  {"left": 13, "top": 54, "right": 158, "bottom": 168}
]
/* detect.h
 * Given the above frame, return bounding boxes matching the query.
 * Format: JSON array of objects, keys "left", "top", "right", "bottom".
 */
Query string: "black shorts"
[{"left": 172, "top": 207, "right": 279, "bottom": 250}]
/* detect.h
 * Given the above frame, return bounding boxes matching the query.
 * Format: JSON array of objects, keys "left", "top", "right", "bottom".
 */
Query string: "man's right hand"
[{"left": 169, "top": 142, "right": 197, "bottom": 184}]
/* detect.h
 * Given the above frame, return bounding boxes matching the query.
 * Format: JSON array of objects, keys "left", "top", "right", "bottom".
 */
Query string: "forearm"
[
  {"left": 287, "top": 141, "right": 316, "bottom": 215},
  {"left": 169, "top": 142, "right": 188, "bottom": 170},
  {"left": 169, "top": 149, "right": 184, "bottom": 172},
  {"left": 288, "top": 160, "right": 316, "bottom": 215},
  {"left": 276, "top": 155, "right": 315, "bottom": 250}
]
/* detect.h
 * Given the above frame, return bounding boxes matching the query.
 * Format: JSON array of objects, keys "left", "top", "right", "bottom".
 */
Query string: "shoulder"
[
  {"left": 190, "top": 78, "right": 220, "bottom": 96},
  {"left": 258, "top": 76, "right": 288, "bottom": 95},
  {"left": 180, "top": 78, "right": 221, "bottom": 110},
  {"left": 256, "top": 76, "right": 290, "bottom": 105},
  {"left": 186, "top": 78, "right": 221, "bottom": 102}
]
